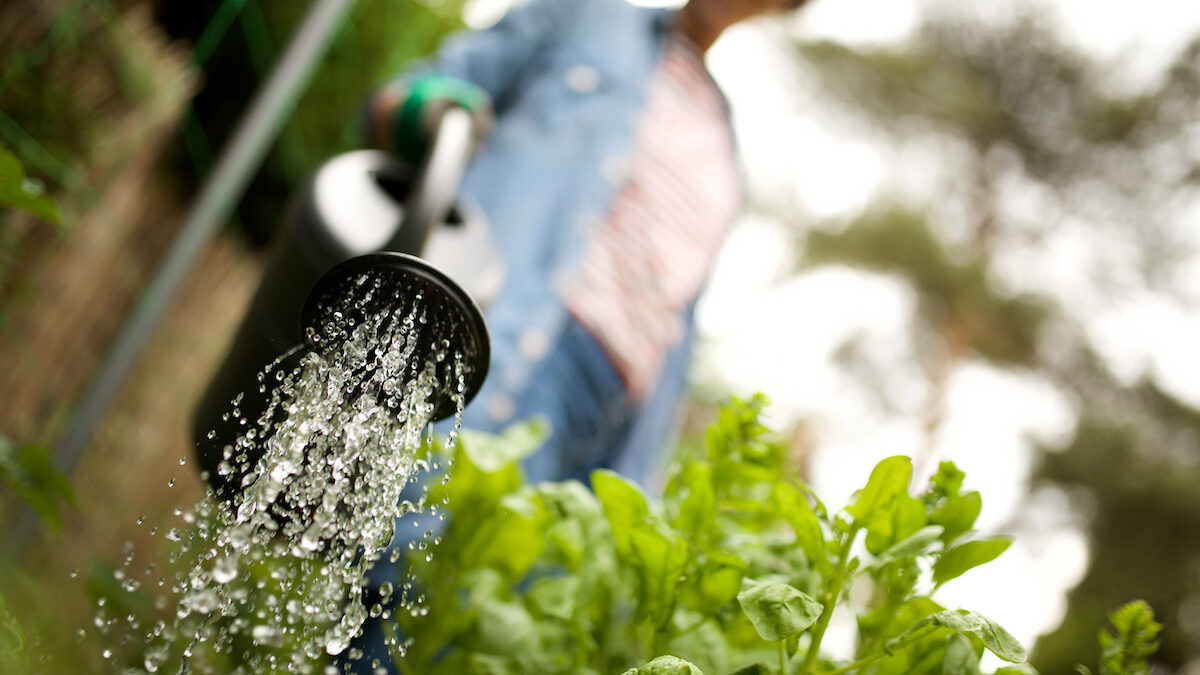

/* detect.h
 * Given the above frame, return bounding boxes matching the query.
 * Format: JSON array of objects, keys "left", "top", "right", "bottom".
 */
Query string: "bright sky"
[{"left": 459, "top": 0, "right": 1200, "bottom": 659}]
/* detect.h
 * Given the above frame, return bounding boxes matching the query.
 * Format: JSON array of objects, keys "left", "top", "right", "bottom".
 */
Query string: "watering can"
[{"left": 193, "top": 107, "right": 500, "bottom": 497}]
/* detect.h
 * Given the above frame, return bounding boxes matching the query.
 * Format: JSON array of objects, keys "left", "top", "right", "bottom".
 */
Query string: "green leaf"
[
  {"left": 930, "top": 491, "right": 982, "bottom": 544},
  {"left": 696, "top": 551, "right": 747, "bottom": 612},
  {"left": 536, "top": 480, "right": 615, "bottom": 579},
  {"left": 544, "top": 518, "right": 585, "bottom": 569},
  {"left": 464, "top": 652, "right": 519, "bottom": 675},
  {"left": 432, "top": 421, "right": 548, "bottom": 542},
  {"left": 928, "top": 461, "right": 966, "bottom": 500},
  {"left": 771, "top": 483, "right": 829, "bottom": 573},
  {"left": 593, "top": 469, "right": 651, "bottom": 559},
  {"left": 628, "top": 521, "right": 688, "bottom": 627},
  {"left": 871, "top": 525, "right": 944, "bottom": 569},
  {"left": 704, "top": 395, "right": 785, "bottom": 490},
  {"left": 736, "top": 577, "right": 823, "bottom": 642},
  {"left": 474, "top": 599, "right": 536, "bottom": 655},
  {"left": 933, "top": 538, "right": 1012, "bottom": 586},
  {"left": 460, "top": 419, "right": 548, "bottom": 472},
  {"left": 942, "top": 632, "right": 983, "bottom": 675},
  {"left": 857, "top": 596, "right": 944, "bottom": 644},
  {"left": 621, "top": 655, "right": 706, "bottom": 674},
  {"left": 871, "top": 628, "right": 948, "bottom": 675},
  {"left": 462, "top": 568, "right": 507, "bottom": 605},
  {"left": 866, "top": 493, "right": 927, "bottom": 555},
  {"left": 461, "top": 490, "right": 548, "bottom": 580},
  {"left": 672, "top": 461, "right": 716, "bottom": 538},
  {"left": 536, "top": 479, "right": 605, "bottom": 524},
  {"left": 0, "top": 146, "right": 60, "bottom": 225},
  {"left": 526, "top": 576, "right": 580, "bottom": 622},
  {"left": 0, "top": 435, "right": 76, "bottom": 531},
  {"left": 1096, "top": 600, "right": 1161, "bottom": 675},
  {"left": 846, "top": 456, "right": 912, "bottom": 532},
  {"left": 594, "top": 470, "right": 687, "bottom": 627},
  {"left": 890, "top": 609, "right": 1026, "bottom": 663},
  {"left": 666, "top": 615, "right": 729, "bottom": 675}
]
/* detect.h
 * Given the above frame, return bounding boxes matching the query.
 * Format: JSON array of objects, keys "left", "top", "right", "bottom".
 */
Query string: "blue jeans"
[
  {"left": 343, "top": 318, "right": 634, "bottom": 673},
  {"left": 501, "top": 317, "right": 634, "bottom": 484}
]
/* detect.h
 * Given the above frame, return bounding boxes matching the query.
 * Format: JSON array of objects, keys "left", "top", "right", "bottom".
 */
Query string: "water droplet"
[
  {"left": 188, "top": 589, "right": 218, "bottom": 614},
  {"left": 115, "top": 285, "right": 476, "bottom": 669},
  {"left": 144, "top": 645, "right": 167, "bottom": 672},
  {"left": 212, "top": 556, "right": 238, "bottom": 584},
  {"left": 251, "top": 624, "right": 279, "bottom": 645}
]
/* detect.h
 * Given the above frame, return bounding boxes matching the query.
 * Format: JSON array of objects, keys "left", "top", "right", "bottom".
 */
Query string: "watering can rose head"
[{"left": 301, "top": 252, "right": 490, "bottom": 421}]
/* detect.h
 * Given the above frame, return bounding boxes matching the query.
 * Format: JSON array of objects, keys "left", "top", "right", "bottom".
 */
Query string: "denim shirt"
[{"left": 400, "top": 0, "right": 738, "bottom": 483}]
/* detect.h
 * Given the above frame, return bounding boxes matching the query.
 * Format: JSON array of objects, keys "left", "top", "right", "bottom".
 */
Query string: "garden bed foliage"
[
  {"left": 394, "top": 395, "right": 1033, "bottom": 675},
  {"left": 0, "top": 396, "right": 1165, "bottom": 674}
]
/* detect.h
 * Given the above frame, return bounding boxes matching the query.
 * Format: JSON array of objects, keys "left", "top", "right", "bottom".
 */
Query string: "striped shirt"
[{"left": 561, "top": 34, "right": 741, "bottom": 399}]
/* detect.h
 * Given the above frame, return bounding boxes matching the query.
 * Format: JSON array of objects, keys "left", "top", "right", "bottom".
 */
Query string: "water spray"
[{"left": 193, "top": 107, "right": 497, "bottom": 497}]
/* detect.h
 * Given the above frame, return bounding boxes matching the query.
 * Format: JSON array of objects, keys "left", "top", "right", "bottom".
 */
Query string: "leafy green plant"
[
  {"left": 0, "top": 395, "right": 1162, "bottom": 674},
  {"left": 1075, "top": 601, "right": 1162, "bottom": 675},
  {"left": 0, "top": 433, "right": 75, "bottom": 530},
  {"left": 391, "top": 395, "right": 1031, "bottom": 674},
  {"left": 0, "top": 146, "right": 59, "bottom": 225}
]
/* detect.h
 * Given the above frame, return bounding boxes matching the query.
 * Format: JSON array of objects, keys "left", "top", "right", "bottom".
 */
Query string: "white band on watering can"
[{"left": 312, "top": 150, "right": 406, "bottom": 256}]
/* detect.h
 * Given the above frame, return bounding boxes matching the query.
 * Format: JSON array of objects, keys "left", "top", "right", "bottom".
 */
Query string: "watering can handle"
[{"left": 391, "top": 106, "right": 476, "bottom": 255}]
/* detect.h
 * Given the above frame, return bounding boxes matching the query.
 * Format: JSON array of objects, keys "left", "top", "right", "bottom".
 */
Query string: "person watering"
[
  {"left": 366, "top": 0, "right": 812, "bottom": 488},
  {"left": 348, "top": 0, "right": 816, "bottom": 670}
]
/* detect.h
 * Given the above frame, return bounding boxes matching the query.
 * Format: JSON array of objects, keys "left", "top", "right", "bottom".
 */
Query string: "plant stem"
[
  {"left": 800, "top": 526, "right": 860, "bottom": 673},
  {"left": 779, "top": 640, "right": 788, "bottom": 674},
  {"left": 817, "top": 625, "right": 940, "bottom": 675}
]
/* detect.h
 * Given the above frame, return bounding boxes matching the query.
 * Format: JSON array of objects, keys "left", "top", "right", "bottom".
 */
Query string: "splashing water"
[{"left": 94, "top": 273, "right": 470, "bottom": 672}]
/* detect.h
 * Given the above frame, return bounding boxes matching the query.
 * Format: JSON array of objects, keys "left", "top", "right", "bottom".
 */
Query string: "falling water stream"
[{"left": 89, "top": 272, "right": 470, "bottom": 673}]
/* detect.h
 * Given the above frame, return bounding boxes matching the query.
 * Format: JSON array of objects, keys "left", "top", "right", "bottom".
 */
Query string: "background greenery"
[{"left": 0, "top": 0, "right": 1198, "bottom": 673}]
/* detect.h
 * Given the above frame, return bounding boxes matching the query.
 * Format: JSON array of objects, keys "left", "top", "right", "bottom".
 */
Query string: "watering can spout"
[
  {"left": 194, "top": 252, "right": 489, "bottom": 499},
  {"left": 302, "top": 252, "right": 490, "bottom": 422},
  {"left": 192, "top": 108, "right": 497, "bottom": 498}
]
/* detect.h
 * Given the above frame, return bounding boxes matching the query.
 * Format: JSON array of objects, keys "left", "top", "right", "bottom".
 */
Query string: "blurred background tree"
[{"left": 734, "top": 5, "right": 1200, "bottom": 672}]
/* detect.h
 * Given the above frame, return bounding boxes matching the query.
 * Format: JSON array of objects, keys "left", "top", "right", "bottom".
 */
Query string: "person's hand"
[{"left": 371, "top": 74, "right": 493, "bottom": 164}]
